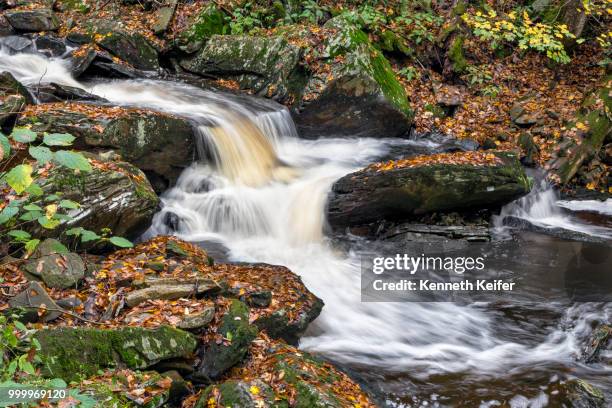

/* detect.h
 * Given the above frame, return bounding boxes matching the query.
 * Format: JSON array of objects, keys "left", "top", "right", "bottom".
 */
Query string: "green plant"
[
  {"left": 462, "top": 65, "right": 493, "bottom": 86},
  {"left": 0, "top": 127, "right": 132, "bottom": 254},
  {"left": 398, "top": 66, "right": 421, "bottom": 81},
  {"left": 481, "top": 84, "right": 501, "bottom": 97},
  {"left": 292, "top": 0, "right": 327, "bottom": 24},
  {"left": 462, "top": 8, "right": 575, "bottom": 63}
]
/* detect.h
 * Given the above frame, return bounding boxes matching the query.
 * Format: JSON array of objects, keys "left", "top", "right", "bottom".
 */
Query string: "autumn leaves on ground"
[{"left": 0, "top": 0, "right": 610, "bottom": 407}]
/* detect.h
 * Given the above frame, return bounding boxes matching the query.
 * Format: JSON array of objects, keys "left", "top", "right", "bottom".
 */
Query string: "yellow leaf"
[
  {"left": 249, "top": 385, "right": 260, "bottom": 395},
  {"left": 586, "top": 182, "right": 596, "bottom": 190},
  {"left": 45, "top": 204, "right": 58, "bottom": 219}
]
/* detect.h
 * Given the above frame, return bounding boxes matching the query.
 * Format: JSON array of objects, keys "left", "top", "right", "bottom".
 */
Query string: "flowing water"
[{"left": 1, "top": 41, "right": 611, "bottom": 407}]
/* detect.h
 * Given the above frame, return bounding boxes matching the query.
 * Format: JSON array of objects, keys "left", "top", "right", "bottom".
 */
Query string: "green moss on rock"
[{"left": 34, "top": 326, "right": 197, "bottom": 382}]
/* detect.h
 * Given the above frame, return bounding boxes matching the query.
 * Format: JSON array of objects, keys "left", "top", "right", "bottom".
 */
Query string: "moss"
[
  {"left": 448, "top": 35, "right": 467, "bottom": 74},
  {"left": 182, "top": 4, "right": 228, "bottom": 44},
  {"left": 34, "top": 326, "right": 197, "bottom": 382}
]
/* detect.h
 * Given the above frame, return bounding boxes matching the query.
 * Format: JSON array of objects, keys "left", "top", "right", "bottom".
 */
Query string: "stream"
[{"left": 1, "top": 41, "right": 611, "bottom": 407}]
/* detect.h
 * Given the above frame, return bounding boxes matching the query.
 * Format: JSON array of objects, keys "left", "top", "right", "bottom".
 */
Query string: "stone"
[
  {"left": 558, "top": 379, "right": 605, "bottom": 408},
  {"left": 31, "top": 160, "right": 159, "bottom": 240},
  {"left": 70, "top": 47, "right": 97, "bottom": 78},
  {"left": 1, "top": 35, "right": 32, "bottom": 52},
  {"left": 126, "top": 280, "right": 219, "bottom": 307},
  {"left": 194, "top": 300, "right": 258, "bottom": 381},
  {"left": 28, "top": 82, "right": 107, "bottom": 104},
  {"left": 8, "top": 281, "right": 62, "bottom": 323},
  {"left": 196, "top": 380, "right": 275, "bottom": 408},
  {"left": 327, "top": 152, "right": 532, "bottom": 229},
  {"left": 34, "top": 325, "right": 197, "bottom": 382},
  {"left": 582, "top": 325, "right": 610, "bottom": 363},
  {"left": 0, "top": 71, "right": 34, "bottom": 104},
  {"left": 152, "top": 0, "right": 178, "bottom": 35},
  {"left": 4, "top": 9, "right": 59, "bottom": 32},
  {"left": 178, "top": 306, "right": 215, "bottom": 330},
  {"left": 55, "top": 296, "right": 83, "bottom": 310},
  {"left": 518, "top": 132, "right": 539, "bottom": 167},
  {"left": 34, "top": 35, "right": 66, "bottom": 57},
  {"left": 163, "top": 370, "right": 191, "bottom": 405},
  {"left": 35, "top": 253, "right": 85, "bottom": 289},
  {"left": 0, "top": 15, "right": 15, "bottom": 36}
]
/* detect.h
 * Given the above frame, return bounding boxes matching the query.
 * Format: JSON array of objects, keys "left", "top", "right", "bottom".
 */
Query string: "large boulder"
[
  {"left": 180, "top": 17, "right": 413, "bottom": 139},
  {"left": 327, "top": 151, "right": 531, "bottom": 229},
  {"left": 180, "top": 35, "right": 304, "bottom": 103},
  {"left": 85, "top": 20, "right": 160, "bottom": 71},
  {"left": 34, "top": 159, "right": 159, "bottom": 239},
  {"left": 4, "top": 9, "right": 59, "bottom": 32},
  {"left": 294, "top": 16, "right": 413, "bottom": 139},
  {"left": 19, "top": 103, "right": 195, "bottom": 192},
  {"left": 34, "top": 325, "right": 197, "bottom": 382}
]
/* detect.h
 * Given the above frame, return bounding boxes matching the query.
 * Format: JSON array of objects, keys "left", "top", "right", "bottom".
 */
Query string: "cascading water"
[{"left": 1, "top": 40, "right": 611, "bottom": 406}]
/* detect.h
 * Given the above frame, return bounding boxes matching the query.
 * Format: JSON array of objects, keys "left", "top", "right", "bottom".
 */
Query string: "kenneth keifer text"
[{"left": 372, "top": 279, "right": 515, "bottom": 292}]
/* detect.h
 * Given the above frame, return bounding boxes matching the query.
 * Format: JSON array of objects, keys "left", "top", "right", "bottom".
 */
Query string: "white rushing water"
[{"left": 1, "top": 41, "right": 610, "bottom": 399}]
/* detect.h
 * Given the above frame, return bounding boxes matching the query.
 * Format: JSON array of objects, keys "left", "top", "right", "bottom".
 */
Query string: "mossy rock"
[
  {"left": 79, "top": 371, "right": 170, "bottom": 408},
  {"left": 194, "top": 300, "right": 258, "bottom": 381},
  {"left": 178, "top": 4, "right": 229, "bottom": 53},
  {"left": 34, "top": 326, "right": 197, "bottom": 382},
  {"left": 295, "top": 16, "right": 413, "bottom": 138},
  {"left": 327, "top": 151, "right": 532, "bottom": 229},
  {"left": 4, "top": 9, "right": 60, "bottom": 32},
  {"left": 195, "top": 380, "right": 278, "bottom": 408},
  {"left": 447, "top": 35, "right": 467, "bottom": 74},
  {"left": 180, "top": 34, "right": 304, "bottom": 103},
  {"left": 32, "top": 161, "right": 159, "bottom": 240}
]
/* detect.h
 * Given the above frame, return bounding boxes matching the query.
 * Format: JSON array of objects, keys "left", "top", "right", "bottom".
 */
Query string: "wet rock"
[
  {"left": 559, "top": 379, "right": 605, "bottom": 408},
  {"left": 32, "top": 160, "right": 159, "bottom": 240},
  {"left": 518, "top": 132, "right": 539, "bottom": 167},
  {"left": 152, "top": 0, "right": 178, "bottom": 35},
  {"left": 34, "top": 325, "right": 197, "bottom": 382},
  {"left": 29, "top": 82, "right": 107, "bottom": 104},
  {"left": 70, "top": 47, "right": 97, "bottom": 78},
  {"left": 0, "top": 71, "right": 34, "bottom": 104},
  {"left": 194, "top": 300, "right": 258, "bottom": 381},
  {"left": 582, "top": 325, "right": 611, "bottom": 363},
  {"left": 34, "top": 35, "right": 66, "bottom": 57},
  {"left": 8, "top": 281, "right": 62, "bottom": 323},
  {"left": 295, "top": 16, "right": 412, "bottom": 138},
  {"left": 327, "top": 152, "right": 531, "bottom": 229},
  {"left": 0, "top": 94, "right": 25, "bottom": 132},
  {"left": 1, "top": 35, "right": 32, "bottom": 52},
  {"left": 18, "top": 105, "right": 195, "bottom": 192},
  {"left": 178, "top": 306, "right": 215, "bottom": 330},
  {"left": 180, "top": 35, "right": 302, "bottom": 103},
  {"left": 88, "top": 20, "right": 159, "bottom": 71},
  {"left": 381, "top": 223, "right": 491, "bottom": 242},
  {"left": 4, "top": 9, "right": 59, "bottom": 32},
  {"left": 88, "top": 60, "right": 141, "bottom": 79},
  {"left": 163, "top": 370, "right": 191, "bottom": 405},
  {"left": 502, "top": 216, "right": 611, "bottom": 245}
]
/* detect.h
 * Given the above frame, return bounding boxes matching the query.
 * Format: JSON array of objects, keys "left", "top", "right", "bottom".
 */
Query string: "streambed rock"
[
  {"left": 34, "top": 325, "right": 197, "bottom": 382},
  {"left": 33, "top": 160, "right": 158, "bottom": 239},
  {"left": 327, "top": 152, "right": 531, "bottom": 229},
  {"left": 18, "top": 103, "right": 195, "bottom": 191},
  {"left": 0, "top": 71, "right": 32, "bottom": 130},
  {"left": 180, "top": 16, "right": 412, "bottom": 139},
  {"left": 4, "top": 9, "right": 59, "bottom": 32}
]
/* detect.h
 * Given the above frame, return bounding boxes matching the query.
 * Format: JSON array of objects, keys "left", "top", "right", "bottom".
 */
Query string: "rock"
[
  {"left": 87, "top": 60, "right": 142, "bottom": 79},
  {"left": 4, "top": 9, "right": 59, "bottom": 32},
  {"left": 29, "top": 83, "right": 107, "bottom": 104},
  {"left": 176, "top": 4, "right": 228, "bottom": 53},
  {"left": 0, "top": 94, "right": 25, "bottom": 132},
  {"left": 33, "top": 35, "right": 66, "bottom": 57},
  {"left": 518, "top": 132, "right": 539, "bottom": 166},
  {"left": 194, "top": 300, "right": 258, "bottom": 381},
  {"left": 178, "top": 306, "right": 215, "bottom": 330},
  {"left": 502, "top": 216, "right": 612, "bottom": 244},
  {"left": 89, "top": 20, "right": 160, "bottom": 71},
  {"left": 19, "top": 104, "right": 195, "bottom": 192},
  {"left": 29, "top": 252, "right": 85, "bottom": 289},
  {"left": 196, "top": 380, "right": 276, "bottom": 407},
  {"left": 434, "top": 84, "right": 464, "bottom": 116},
  {"left": 7, "top": 281, "right": 62, "bottom": 323},
  {"left": 245, "top": 290, "right": 272, "bottom": 308},
  {"left": 582, "top": 325, "right": 611, "bottom": 363},
  {"left": 196, "top": 337, "right": 375, "bottom": 408},
  {"left": 30, "top": 238, "right": 69, "bottom": 258},
  {"left": 34, "top": 325, "right": 197, "bottom": 382},
  {"left": 33, "top": 160, "right": 159, "bottom": 240},
  {"left": 55, "top": 296, "right": 82, "bottom": 310},
  {"left": 557, "top": 379, "right": 605, "bottom": 408},
  {"left": 152, "top": 0, "right": 178, "bottom": 35},
  {"left": 126, "top": 279, "right": 220, "bottom": 307},
  {"left": 180, "top": 35, "right": 303, "bottom": 103},
  {"left": 0, "top": 71, "right": 34, "bottom": 104},
  {"left": 163, "top": 370, "right": 191, "bottom": 405},
  {"left": 549, "top": 77, "right": 611, "bottom": 185},
  {"left": 0, "top": 15, "right": 15, "bottom": 36},
  {"left": 327, "top": 152, "right": 531, "bottom": 229},
  {"left": 295, "top": 16, "right": 412, "bottom": 138},
  {"left": 481, "top": 137, "right": 497, "bottom": 150},
  {"left": 1, "top": 35, "right": 32, "bottom": 52},
  {"left": 70, "top": 47, "right": 97, "bottom": 78},
  {"left": 381, "top": 223, "right": 491, "bottom": 242}
]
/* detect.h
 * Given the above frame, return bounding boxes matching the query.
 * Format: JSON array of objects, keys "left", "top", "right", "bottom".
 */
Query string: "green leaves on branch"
[{"left": 54, "top": 150, "right": 92, "bottom": 171}]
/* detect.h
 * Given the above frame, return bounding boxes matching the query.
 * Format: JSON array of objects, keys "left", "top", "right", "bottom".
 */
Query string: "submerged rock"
[
  {"left": 4, "top": 9, "right": 59, "bottom": 32},
  {"left": 327, "top": 152, "right": 531, "bottom": 229},
  {"left": 34, "top": 325, "right": 197, "bottom": 382},
  {"left": 582, "top": 325, "right": 611, "bottom": 363}
]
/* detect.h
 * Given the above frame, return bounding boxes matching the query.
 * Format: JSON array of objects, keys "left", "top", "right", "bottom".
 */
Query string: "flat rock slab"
[
  {"left": 8, "top": 281, "right": 62, "bottom": 323},
  {"left": 126, "top": 280, "right": 220, "bottom": 307}
]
